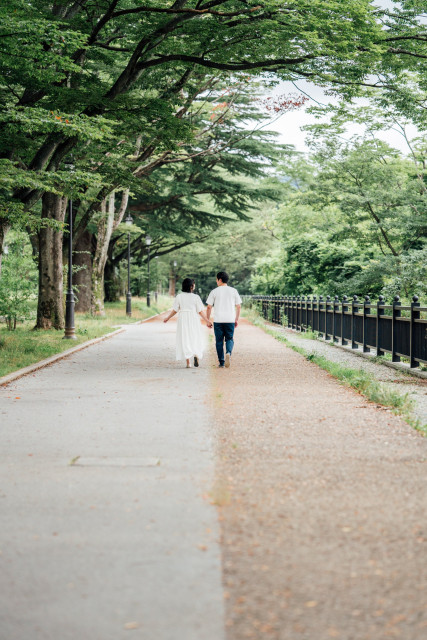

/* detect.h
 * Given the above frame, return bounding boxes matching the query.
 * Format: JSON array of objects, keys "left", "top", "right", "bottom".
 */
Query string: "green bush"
[{"left": 0, "top": 232, "right": 37, "bottom": 330}]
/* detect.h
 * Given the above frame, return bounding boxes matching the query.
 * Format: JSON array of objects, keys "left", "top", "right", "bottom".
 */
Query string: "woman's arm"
[{"left": 163, "top": 309, "right": 177, "bottom": 323}]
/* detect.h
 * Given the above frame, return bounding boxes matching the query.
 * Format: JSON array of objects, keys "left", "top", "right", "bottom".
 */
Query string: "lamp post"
[
  {"left": 146, "top": 235, "right": 152, "bottom": 307},
  {"left": 125, "top": 213, "right": 133, "bottom": 316},
  {"left": 154, "top": 256, "right": 159, "bottom": 303},
  {"left": 64, "top": 157, "right": 76, "bottom": 340}
]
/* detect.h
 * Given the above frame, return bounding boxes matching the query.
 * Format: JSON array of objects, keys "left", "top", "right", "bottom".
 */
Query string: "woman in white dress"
[{"left": 163, "top": 278, "right": 212, "bottom": 368}]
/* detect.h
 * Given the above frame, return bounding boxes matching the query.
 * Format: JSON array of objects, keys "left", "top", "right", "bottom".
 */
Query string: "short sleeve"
[
  {"left": 195, "top": 295, "right": 204, "bottom": 313},
  {"left": 206, "top": 290, "right": 215, "bottom": 306},
  {"left": 235, "top": 289, "right": 242, "bottom": 305},
  {"left": 172, "top": 295, "right": 180, "bottom": 312}
]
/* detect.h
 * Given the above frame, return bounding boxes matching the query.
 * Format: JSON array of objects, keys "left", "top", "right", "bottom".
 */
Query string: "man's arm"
[
  {"left": 235, "top": 304, "right": 241, "bottom": 327},
  {"left": 206, "top": 304, "right": 213, "bottom": 321}
]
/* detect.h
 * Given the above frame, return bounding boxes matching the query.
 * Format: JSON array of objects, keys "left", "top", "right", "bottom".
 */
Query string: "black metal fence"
[{"left": 247, "top": 295, "right": 427, "bottom": 369}]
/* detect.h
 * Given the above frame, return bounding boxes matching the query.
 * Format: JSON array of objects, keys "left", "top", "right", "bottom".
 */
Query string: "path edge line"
[{"left": 0, "top": 310, "right": 167, "bottom": 387}]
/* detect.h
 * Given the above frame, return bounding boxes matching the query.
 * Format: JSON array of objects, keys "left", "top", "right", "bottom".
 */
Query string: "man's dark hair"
[
  {"left": 216, "top": 271, "right": 229, "bottom": 284},
  {"left": 181, "top": 278, "right": 195, "bottom": 293}
]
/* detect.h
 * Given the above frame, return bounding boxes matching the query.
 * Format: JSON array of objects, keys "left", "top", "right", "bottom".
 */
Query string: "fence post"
[
  {"left": 325, "top": 295, "right": 331, "bottom": 340},
  {"left": 301, "top": 296, "right": 305, "bottom": 331},
  {"left": 296, "top": 296, "right": 300, "bottom": 330},
  {"left": 293, "top": 295, "right": 297, "bottom": 329},
  {"left": 410, "top": 295, "right": 420, "bottom": 368},
  {"left": 311, "top": 295, "right": 317, "bottom": 332},
  {"left": 333, "top": 295, "right": 339, "bottom": 343},
  {"left": 362, "top": 295, "right": 370, "bottom": 353},
  {"left": 341, "top": 296, "right": 348, "bottom": 345},
  {"left": 392, "top": 295, "right": 401, "bottom": 362},
  {"left": 318, "top": 295, "right": 323, "bottom": 334},
  {"left": 351, "top": 295, "right": 358, "bottom": 349},
  {"left": 376, "top": 295, "right": 385, "bottom": 356},
  {"left": 306, "top": 296, "right": 311, "bottom": 332}
]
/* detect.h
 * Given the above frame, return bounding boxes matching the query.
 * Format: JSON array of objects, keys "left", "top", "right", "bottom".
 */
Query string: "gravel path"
[
  {"left": 212, "top": 319, "right": 427, "bottom": 640},
  {"left": 265, "top": 323, "right": 427, "bottom": 428}
]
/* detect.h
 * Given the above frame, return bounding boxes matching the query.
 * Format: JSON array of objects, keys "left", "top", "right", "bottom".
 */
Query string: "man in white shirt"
[{"left": 206, "top": 271, "right": 242, "bottom": 368}]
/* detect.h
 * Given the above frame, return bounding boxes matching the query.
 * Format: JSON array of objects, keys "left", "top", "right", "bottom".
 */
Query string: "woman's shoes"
[
  {"left": 186, "top": 362, "right": 192, "bottom": 368},
  {"left": 194, "top": 356, "right": 199, "bottom": 367}
]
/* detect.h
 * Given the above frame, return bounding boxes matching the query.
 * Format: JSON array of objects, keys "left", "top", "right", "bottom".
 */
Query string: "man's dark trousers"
[{"left": 214, "top": 322, "right": 235, "bottom": 366}]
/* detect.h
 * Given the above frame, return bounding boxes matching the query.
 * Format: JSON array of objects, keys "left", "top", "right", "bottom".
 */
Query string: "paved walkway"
[
  {"left": 1, "top": 315, "right": 427, "bottom": 640},
  {"left": 0, "top": 316, "right": 224, "bottom": 640}
]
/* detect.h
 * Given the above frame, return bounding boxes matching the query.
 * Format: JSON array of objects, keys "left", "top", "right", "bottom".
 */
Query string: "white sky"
[
  {"left": 263, "top": 0, "right": 422, "bottom": 155},
  {"left": 264, "top": 81, "right": 419, "bottom": 155}
]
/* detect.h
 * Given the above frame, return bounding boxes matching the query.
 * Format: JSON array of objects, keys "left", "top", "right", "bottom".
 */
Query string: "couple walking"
[{"left": 163, "top": 271, "right": 242, "bottom": 368}]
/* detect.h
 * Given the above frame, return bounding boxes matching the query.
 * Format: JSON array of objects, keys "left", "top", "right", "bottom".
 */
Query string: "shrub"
[{"left": 0, "top": 232, "right": 37, "bottom": 330}]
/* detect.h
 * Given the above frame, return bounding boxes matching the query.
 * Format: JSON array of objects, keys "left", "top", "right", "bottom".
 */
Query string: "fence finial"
[{"left": 412, "top": 294, "right": 419, "bottom": 303}]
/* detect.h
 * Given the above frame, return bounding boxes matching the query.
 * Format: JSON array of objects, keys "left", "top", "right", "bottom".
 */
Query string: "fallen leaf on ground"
[{"left": 124, "top": 622, "right": 139, "bottom": 630}]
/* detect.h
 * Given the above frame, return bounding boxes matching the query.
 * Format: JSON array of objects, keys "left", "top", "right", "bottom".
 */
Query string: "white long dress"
[{"left": 173, "top": 292, "right": 205, "bottom": 361}]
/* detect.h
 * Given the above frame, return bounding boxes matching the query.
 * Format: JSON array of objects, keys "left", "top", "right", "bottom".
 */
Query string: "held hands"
[{"left": 206, "top": 321, "right": 213, "bottom": 328}]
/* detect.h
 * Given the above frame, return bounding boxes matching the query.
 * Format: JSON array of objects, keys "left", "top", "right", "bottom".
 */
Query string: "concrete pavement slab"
[{"left": 0, "top": 320, "right": 224, "bottom": 640}]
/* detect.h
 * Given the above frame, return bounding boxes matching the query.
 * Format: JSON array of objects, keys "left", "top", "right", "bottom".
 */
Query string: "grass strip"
[
  {"left": 244, "top": 308, "right": 426, "bottom": 436},
  {"left": 0, "top": 296, "right": 170, "bottom": 378}
]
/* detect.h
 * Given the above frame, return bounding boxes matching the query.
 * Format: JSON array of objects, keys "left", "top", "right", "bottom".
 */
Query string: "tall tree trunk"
[
  {"left": 91, "top": 195, "right": 114, "bottom": 316},
  {"left": 0, "top": 218, "right": 10, "bottom": 278},
  {"left": 74, "top": 229, "right": 94, "bottom": 312},
  {"left": 104, "top": 257, "right": 121, "bottom": 302},
  {"left": 36, "top": 193, "right": 67, "bottom": 329},
  {"left": 91, "top": 189, "right": 129, "bottom": 315}
]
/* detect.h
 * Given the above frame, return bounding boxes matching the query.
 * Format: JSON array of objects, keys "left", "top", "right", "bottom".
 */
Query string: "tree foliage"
[{"left": 251, "top": 134, "right": 427, "bottom": 300}]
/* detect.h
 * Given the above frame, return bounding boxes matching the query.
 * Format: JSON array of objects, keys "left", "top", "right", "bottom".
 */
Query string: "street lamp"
[
  {"left": 63, "top": 157, "right": 76, "bottom": 340},
  {"left": 154, "top": 256, "right": 159, "bottom": 303},
  {"left": 146, "top": 235, "right": 152, "bottom": 307},
  {"left": 125, "top": 213, "right": 133, "bottom": 316}
]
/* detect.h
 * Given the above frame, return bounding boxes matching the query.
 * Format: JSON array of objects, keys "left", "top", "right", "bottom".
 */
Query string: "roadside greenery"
[
  {"left": 250, "top": 130, "right": 427, "bottom": 300},
  {"left": 0, "top": 231, "right": 37, "bottom": 329}
]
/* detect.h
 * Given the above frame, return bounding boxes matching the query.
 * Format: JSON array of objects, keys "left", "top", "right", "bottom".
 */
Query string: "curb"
[{"left": 0, "top": 310, "right": 168, "bottom": 388}]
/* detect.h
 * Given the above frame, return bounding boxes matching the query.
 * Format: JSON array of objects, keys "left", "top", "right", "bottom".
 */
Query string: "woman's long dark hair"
[{"left": 181, "top": 278, "right": 195, "bottom": 293}]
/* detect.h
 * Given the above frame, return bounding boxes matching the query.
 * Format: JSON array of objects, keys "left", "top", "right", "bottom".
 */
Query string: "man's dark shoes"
[
  {"left": 218, "top": 363, "right": 225, "bottom": 368},
  {"left": 194, "top": 356, "right": 199, "bottom": 367}
]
